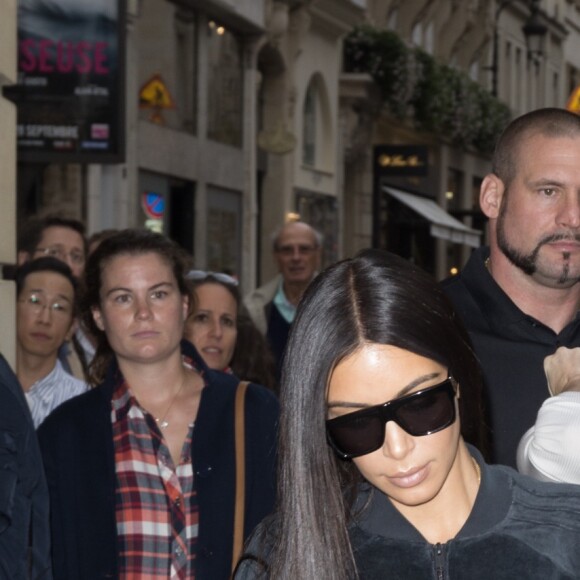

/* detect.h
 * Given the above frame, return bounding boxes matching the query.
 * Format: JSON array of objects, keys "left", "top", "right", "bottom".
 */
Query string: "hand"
[{"left": 544, "top": 347, "right": 580, "bottom": 396}]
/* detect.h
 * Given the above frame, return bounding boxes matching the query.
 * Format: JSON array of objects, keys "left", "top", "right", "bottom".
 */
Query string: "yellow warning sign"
[
  {"left": 139, "top": 75, "right": 175, "bottom": 124},
  {"left": 566, "top": 85, "right": 580, "bottom": 114}
]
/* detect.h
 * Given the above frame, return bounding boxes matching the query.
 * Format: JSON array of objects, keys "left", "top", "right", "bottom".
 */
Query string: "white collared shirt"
[{"left": 25, "top": 359, "right": 88, "bottom": 428}]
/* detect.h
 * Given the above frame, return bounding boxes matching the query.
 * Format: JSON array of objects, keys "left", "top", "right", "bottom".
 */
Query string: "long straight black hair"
[{"left": 269, "top": 249, "right": 487, "bottom": 579}]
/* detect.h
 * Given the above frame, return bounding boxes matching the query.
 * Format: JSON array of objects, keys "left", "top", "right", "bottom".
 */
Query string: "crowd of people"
[{"left": 2, "top": 107, "right": 580, "bottom": 579}]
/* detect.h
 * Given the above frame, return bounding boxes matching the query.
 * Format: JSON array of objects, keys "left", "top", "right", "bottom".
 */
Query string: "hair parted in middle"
[
  {"left": 269, "top": 248, "right": 488, "bottom": 580},
  {"left": 81, "top": 228, "right": 193, "bottom": 385}
]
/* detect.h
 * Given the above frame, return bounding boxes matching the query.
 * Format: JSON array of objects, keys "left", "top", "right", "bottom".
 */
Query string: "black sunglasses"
[{"left": 326, "top": 377, "right": 457, "bottom": 459}]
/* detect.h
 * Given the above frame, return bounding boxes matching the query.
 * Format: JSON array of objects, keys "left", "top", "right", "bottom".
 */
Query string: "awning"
[{"left": 383, "top": 186, "right": 481, "bottom": 248}]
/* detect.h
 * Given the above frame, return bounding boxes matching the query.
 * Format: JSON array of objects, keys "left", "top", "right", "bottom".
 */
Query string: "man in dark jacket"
[
  {"left": 0, "top": 354, "right": 52, "bottom": 579},
  {"left": 442, "top": 108, "right": 580, "bottom": 467}
]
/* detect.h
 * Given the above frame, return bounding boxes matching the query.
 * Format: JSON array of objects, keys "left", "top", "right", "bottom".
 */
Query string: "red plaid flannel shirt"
[{"left": 112, "top": 379, "right": 199, "bottom": 579}]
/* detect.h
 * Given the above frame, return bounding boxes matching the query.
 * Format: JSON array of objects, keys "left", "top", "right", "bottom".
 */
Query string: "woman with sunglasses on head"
[
  {"left": 37, "top": 230, "right": 279, "bottom": 580},
  {"left": 235, "top": 249, "right": 580, "bottom": 580},
  {"left": 185, "top": 270, "right": 278, "bottom": 391}
]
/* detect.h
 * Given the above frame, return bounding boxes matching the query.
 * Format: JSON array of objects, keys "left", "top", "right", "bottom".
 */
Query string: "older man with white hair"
[{"left": 244, "top": 221, "right": 322, "bottom": 375}]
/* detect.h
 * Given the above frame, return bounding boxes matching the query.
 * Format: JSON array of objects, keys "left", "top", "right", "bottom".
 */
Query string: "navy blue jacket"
[
  {"left": 38, "top": 341, "right": 279, "bottom": 579},
  {"left": 0, "top": 354, "right": 52, "bottom": 579}
]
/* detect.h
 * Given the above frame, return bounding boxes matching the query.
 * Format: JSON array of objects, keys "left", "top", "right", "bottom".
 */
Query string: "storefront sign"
[
  {"left": 15, "top": 0, "right": 125, "bottom": 162},
  {"left": 374, "top": 145, "right": 429, "bottom": 177}
]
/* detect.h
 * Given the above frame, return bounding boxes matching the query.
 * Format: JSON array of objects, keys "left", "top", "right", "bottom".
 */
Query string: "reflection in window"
[
  {"left": 303, "top": 83, "right": 316, "bottom": 166},
  {"left": 207, "top": 22, "right": 243, "bottom": 147}
]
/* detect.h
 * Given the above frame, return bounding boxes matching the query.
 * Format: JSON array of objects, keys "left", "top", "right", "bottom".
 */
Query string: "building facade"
[
  {"left": 340, "top": 0, "right": 579, "bottom": 279},
  {"left": 10, "top": 0, "right": 580, "bottom": 295},
  {"left": 15, "top": 0, "right": 365, "bottom": 292}
]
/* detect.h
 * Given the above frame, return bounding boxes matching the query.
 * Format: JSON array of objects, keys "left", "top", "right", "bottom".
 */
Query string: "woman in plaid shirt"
[{"left": 39, "top": 229, "right": 278, "bottom": 579}]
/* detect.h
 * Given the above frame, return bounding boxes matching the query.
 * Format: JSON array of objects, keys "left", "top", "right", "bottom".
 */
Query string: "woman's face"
[
  {"left": 184, "top": 282, "right": 238, "bottom": 370},
  {"left": 327, "top": 343, "right": 461, "bottom": 513},
  {"left": 91, "top": 252, "right": 189, "bottom": 366}
]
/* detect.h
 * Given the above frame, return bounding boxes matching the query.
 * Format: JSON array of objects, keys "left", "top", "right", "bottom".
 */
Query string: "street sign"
[
  {"left": 141, "top": 191, "right": 165, "bottom": 220},
  {"left": 139, "top": 74, "right": 175, "bottom": 123}
]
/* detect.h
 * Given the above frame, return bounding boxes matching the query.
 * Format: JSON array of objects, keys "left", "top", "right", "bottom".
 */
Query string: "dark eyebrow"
[
  {"left": 327, "top": 372, "right": 445, "bottom": 410},
  {"left": 526, "top": 178, "right": 566, "bottom": 188},
  {"left": 55, "top": 294, "right": 73, "bottom": 303},
  {"left": 105, "top": 281, "right": 174, "bottom": 298}
]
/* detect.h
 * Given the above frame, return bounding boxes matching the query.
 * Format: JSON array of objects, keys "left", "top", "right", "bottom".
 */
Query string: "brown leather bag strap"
[{"left": 232, "top": 380, "right": 249, "bottom": 575}]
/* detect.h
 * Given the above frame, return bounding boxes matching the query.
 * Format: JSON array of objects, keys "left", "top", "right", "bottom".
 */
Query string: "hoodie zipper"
[{"left": 433, "top": 543, "right": 446, "bottom": 580}]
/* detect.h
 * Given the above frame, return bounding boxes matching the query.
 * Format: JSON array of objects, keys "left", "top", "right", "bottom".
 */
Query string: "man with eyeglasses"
[
  {"left": 244, "top": 220, "right": 322, "bottom": 375},
  {"left": 17, "top": 214, "right": 89, "bottom": 379},
  {"left": 18, "top": 215, "right": 87, "bottom": 279},
  {"left": 15, "top": 258, "right": 88, "bottom": 428}
]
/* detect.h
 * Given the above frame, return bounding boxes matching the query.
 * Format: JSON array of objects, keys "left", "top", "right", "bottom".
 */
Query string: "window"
[
  {"left": 387, "top": 8, "right": 398, "bottom": 30},
  {"left": 412, "top": 22, "right": 423, "bottom": 46},
  {"left": 175, "top": 8, "right": 197, "bottom": 134},
  {"left": 207, "top": 21, "right": 243, "bottom": 147},
  {"left": 424, "top": 21, "right": 434, "bottom": 54},
  {"left": 303, "top": 83, "right": 316, "bottom": 166},
  {"left": 301, "top": 75, "right": 332, "bottom": 171}
]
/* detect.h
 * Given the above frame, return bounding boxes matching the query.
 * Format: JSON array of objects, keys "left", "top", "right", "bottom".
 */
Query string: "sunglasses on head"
[
  {"left": 326, "top": 377, "right": 458, "bottom": 459},
  {"left": 186, "top": 269, "right": 239, "bottom": 287}
]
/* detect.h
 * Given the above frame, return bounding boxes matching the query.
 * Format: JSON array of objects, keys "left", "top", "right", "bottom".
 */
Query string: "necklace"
[
  {"left": 155, "top": 380, "right": 185, "bottom": 430},
  {"left": 471, "top": 456, "right": 481, "bottom": 486},
  {"left": 484, "top": 257, "right": 491, "bottom": 272}
]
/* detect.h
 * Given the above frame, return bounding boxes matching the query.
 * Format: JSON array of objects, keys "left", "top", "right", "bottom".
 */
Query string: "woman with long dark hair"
[
  {"left": 38, "top": 229, "right": 278, "bottom": 579},
  {"left": 236, "top": 249, "right": 580, "bottom": 579}
]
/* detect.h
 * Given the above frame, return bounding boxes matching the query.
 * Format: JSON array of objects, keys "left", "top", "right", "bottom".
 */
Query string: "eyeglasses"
[
  {"left": 186, "top": 269, "right": 239, "bottom": 287},
  {"left": 34, "top": 245, "right": 85, "bottom": 265},
  {"left": 326, "top": 377, "right": 457, "bottom": 459},
  {"left": 275, "top": 244, "right": 318, "bottom": 257},
  {"left": 18, "top": 292, "right": 72, "bottom": 317}
]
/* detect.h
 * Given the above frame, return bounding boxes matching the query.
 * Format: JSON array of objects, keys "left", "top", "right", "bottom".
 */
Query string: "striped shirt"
[
  {"left": 25, "top": 359, "right": 88, "bottom": 428},
  {"left": 112, "top": 379, "right": 199, "bottom": 579}
]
